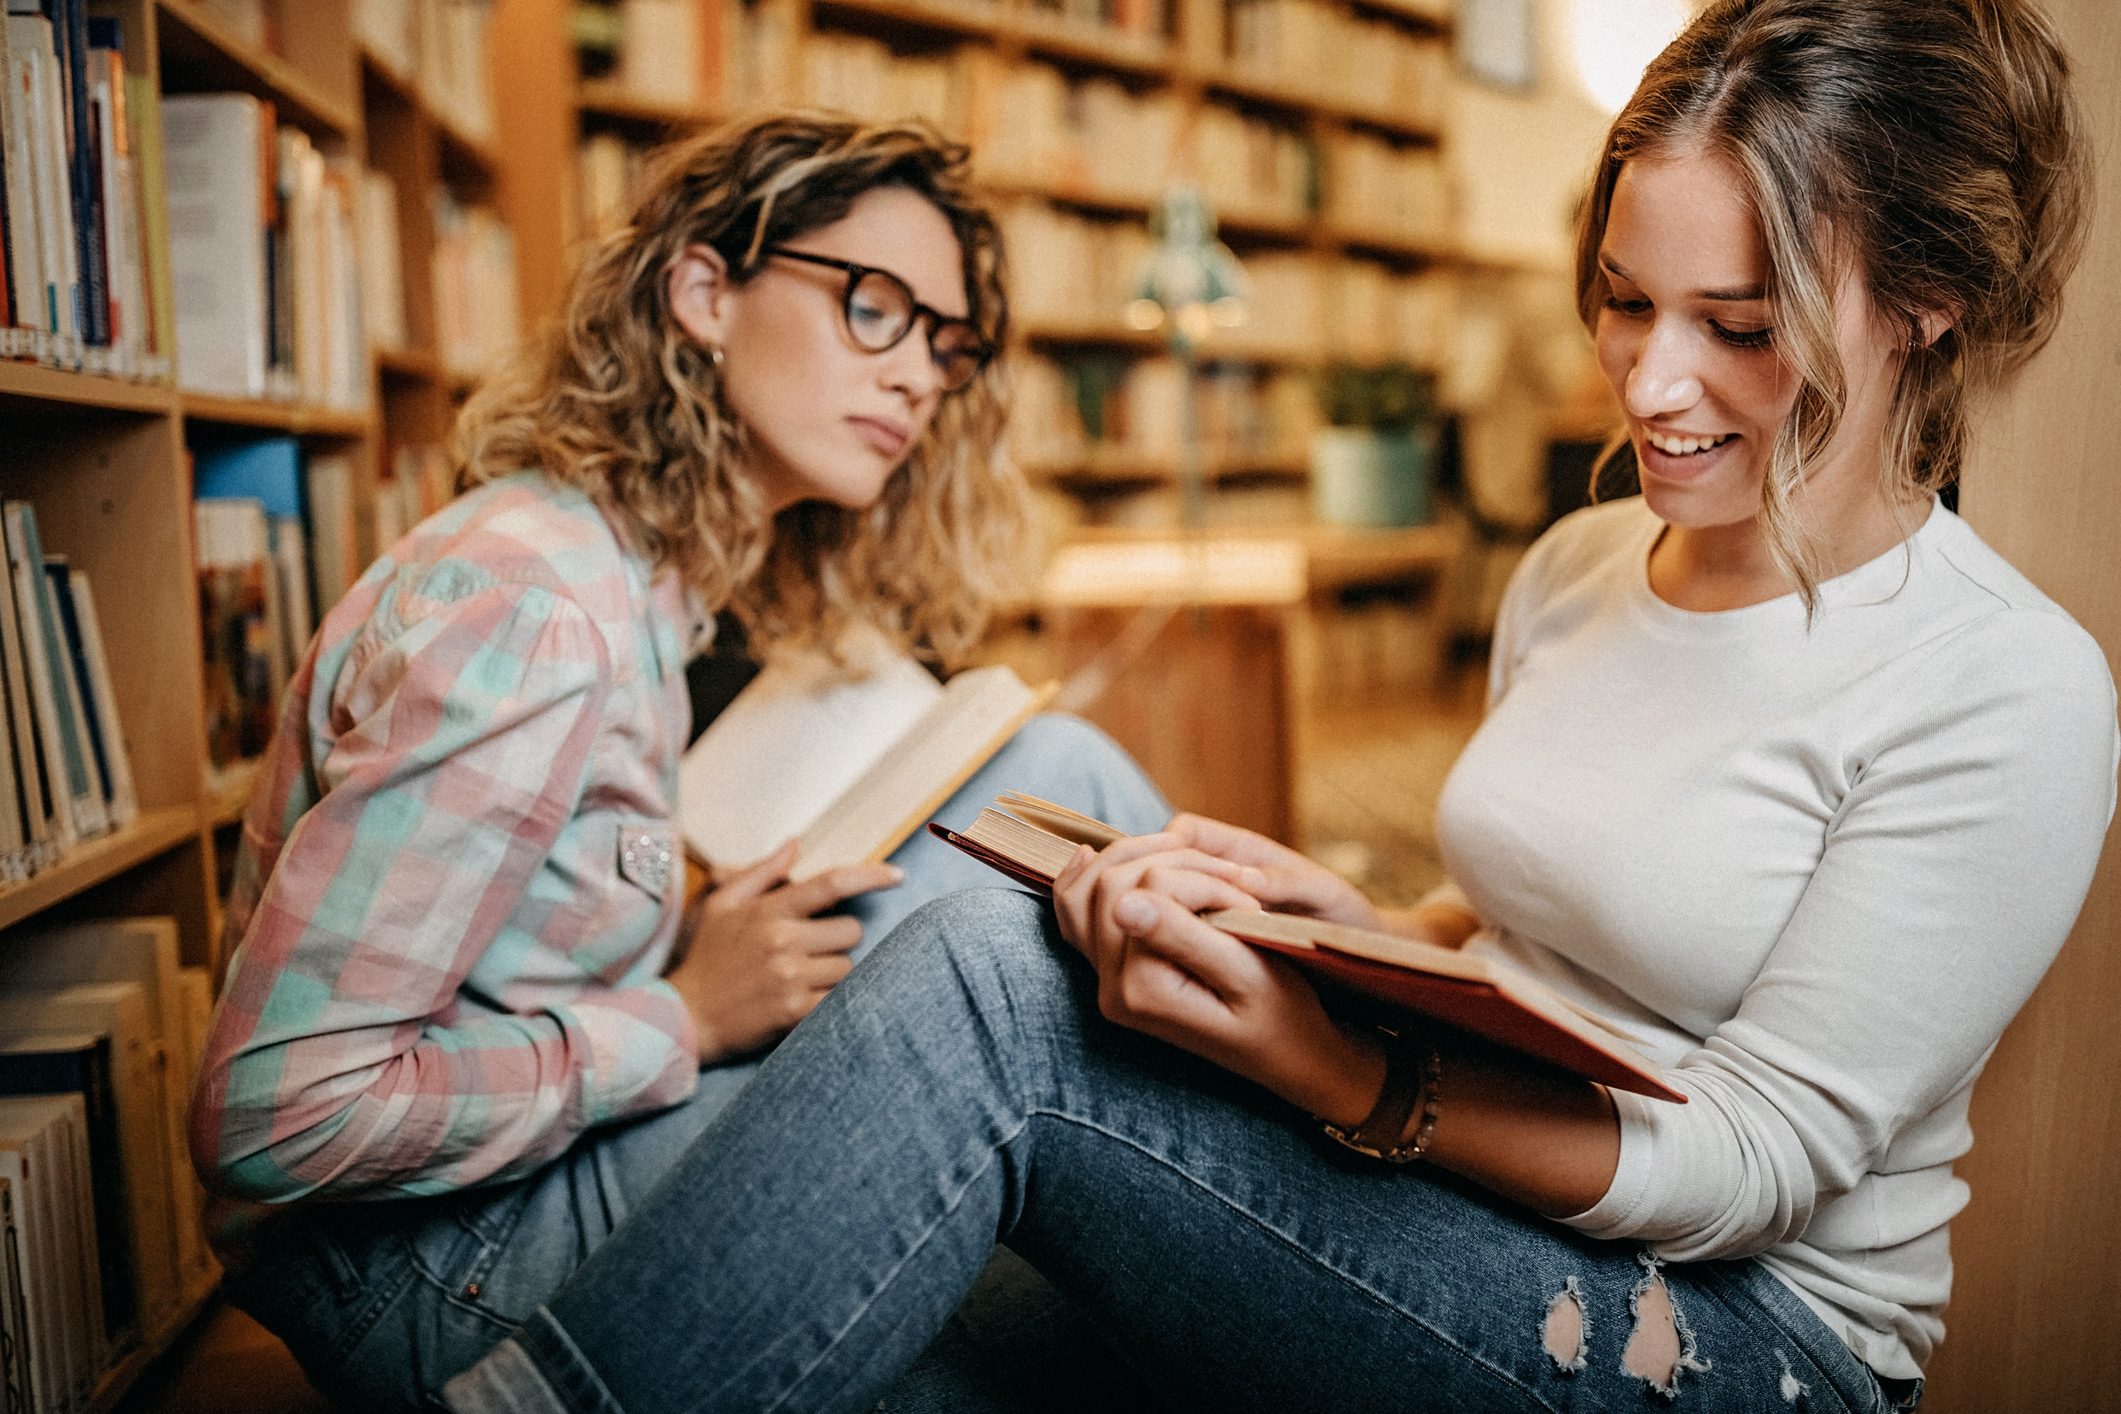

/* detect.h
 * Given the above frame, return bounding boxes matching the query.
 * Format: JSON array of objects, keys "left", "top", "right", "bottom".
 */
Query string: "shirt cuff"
[{"left": 1554, "top": 1085, "right": 1660, "bottom": 1238}]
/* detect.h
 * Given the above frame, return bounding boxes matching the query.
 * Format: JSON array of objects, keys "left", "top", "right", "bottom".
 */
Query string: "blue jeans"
[
  {"left": 224, "top": 715, "right": 1171, "bottom": 1413},
  {"left": 440, "top": 889, "right": 1917, "bottom": 1414}
]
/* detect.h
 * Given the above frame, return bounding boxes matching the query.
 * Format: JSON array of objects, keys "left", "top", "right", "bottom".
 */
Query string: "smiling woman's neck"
[{"left": 1649, "top": 479, "right": 1932, "bottom": 612}]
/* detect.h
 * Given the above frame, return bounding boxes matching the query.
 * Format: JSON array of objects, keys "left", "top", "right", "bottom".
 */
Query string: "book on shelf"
[
  {"left": 356, "top": 0, "right": 417, "bottom": 78},
  {"left": 678, "top": 649, "right": 1054, "bottom": 884},
  {"left": 0, "top": 989, "right": 181, "bottom": 1350},
  {"left": 0, "top": 1174, "right": 34, "bottom": 1414},
  {"left": 430, "top": 188, "right": 518, "bottom": 377},
  {"left": 195, "top": 437, "right": 320, "bottom": 671},
  {"left": 0, "top": 1092, "right": 100, "bottom": 1414},
  {"left": 162, "top": 93, "right": 368, "bottom": 406},
  {"left": 193, "top": 496, "right": 282, "bottom": 769},
  {"left": 617, "top": 0, "right": 703, "bottom": 109},
  {"left": 0, "top": 8, "right": 164, "bottom": 377},
  {"left": 932, "top": 792, "right": 1689, "bottom": 1103},
  {"left": 304, "top": 449, "right": 360, "bottom": 617},
  {"left": 355, "top": 166, "right": 407, "bottom": 351},
  {"left": 417, "top": 0, "right": 496, "bottom": 141},
  {"left": 6, "top": 918, "right": 212, "bottom": 1297},
  {"left": 4, "top": 501, "right": 105, "bottom": 847}
]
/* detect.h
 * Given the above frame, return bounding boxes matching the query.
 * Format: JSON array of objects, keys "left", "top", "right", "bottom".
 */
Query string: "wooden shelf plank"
[
  {"left": 1329, "top": 225, "right": 1448, "bottom": 264},
  {"left": 154, "top": 0, "right": 361, "bottom": 138},
  {"left": 83, "top": 1270, "right": 221, "bottom": 1414},
  {"left": 576, "top": 78, "right": 713, "bottom": 129},
  {"left": 810, "top": 0, "right": 1009, "bottom": 44},
  {"left": 1025, "top": 450, "right": 1310, "bottom": 485},
  {"left": 977, "top": 177, "right": 1153, "bottom": 220},
  {"left": 180, "top": 395, "right": 373, "bottom": 437},
  {"left": 0, "top": 362, "right": 177, "bottom": 416},
  {"left": 375, "top": 345, "right": 443, "bottom": 382},
  {"left": 207, "top": 759, "right": 261, "bottom": 828},
  {"left": 1343, "top": 0, "right": 1453, "bottom": 35},
  {"left": 0, "top": 807, "right": 199, "bottom": 933},
  {"left": 1008, "top": 15, "right": 1175, "bottom": 78}
]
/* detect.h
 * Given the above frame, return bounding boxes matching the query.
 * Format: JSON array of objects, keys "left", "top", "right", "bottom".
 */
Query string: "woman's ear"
[
  {"left": 668, "top": 243, "right": 734, "bottom": 349},
  {"left": 1914, "top": 307, "right": 1957, "bottom": 349}
]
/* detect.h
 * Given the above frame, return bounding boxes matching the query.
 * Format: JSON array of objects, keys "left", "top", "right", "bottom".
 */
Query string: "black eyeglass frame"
[{"left": 759, "top": 246, "right": 995, "bottom": 392}]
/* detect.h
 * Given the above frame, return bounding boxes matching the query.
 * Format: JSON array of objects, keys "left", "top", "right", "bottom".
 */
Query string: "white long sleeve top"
[{"left": 1432, "top": 496, "right": 2117, "bottom": 1379}]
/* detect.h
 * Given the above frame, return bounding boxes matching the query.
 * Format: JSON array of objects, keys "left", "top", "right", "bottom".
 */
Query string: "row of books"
[
  {"left": 357, "top": 165, "right": 410, "bottom": 353},
  {"left": 0, "top": 500, "right": 136, "bottom": 884},
  {"left": 1013, "top": 352, "right": 1320, "bottom": 471},
  {"left": 1003, "top": 201, "right": 1454, "bottom": 361},
  {"left": 357, "top": 0, "right": 498, "bottom": 143},
  {"left": 190, "top": 436, "right": 470, "bottom": 777},
  {"left": 968, "top": 58, "right": 1186, "bottom": 206},
  {"left": 1023, "top": 0, "right": 1174, "bottom": 45},
  {"left": 191, "top": 439, "right": 360, "bottom": 770},
  {"left": 0, "top": 917, "right": 219, "bottom": 1414},
  {"left": 1194, "top": 102, "right": 1317, "bottom": 226},
  {"left": 163, "top": 93, "right": 368, "bottom": 408},
  {"left": 1325, "top": 132, "right": 1449, "bottom": 243},
  {"left": 0, "top": 7, "right": 171, "bottom": 378},
  {"left": 431, "top": 188, "right": 519, "bottom": 377},
  {"left": 1221, "top": 0, "right": 1449, "bottom": 124},
  {"left": 574, "top": 0, "right": 707, "bottom": 110}
]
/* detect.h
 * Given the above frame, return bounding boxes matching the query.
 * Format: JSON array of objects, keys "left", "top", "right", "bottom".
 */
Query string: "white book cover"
[
  {"left": 161, "top": 93, "right": 268, "bottom": 397},
  {"left": 0, "top": 1098, "right": 80, "bottom": 1414},
  {"left": 0, "top": 522, "right": 51, "bottom": 867},
  {"left": 1, "top": 505, "right": 77, "bottom": 851},
  {"left": 0, "top": 1174, "right": 34, "bottom": 1414},
  {"left": 63, "top": 573, "right": 134, "bottom": 829},
  {"left": 0, "top": 14, "right": 47, "bottom": 341}
]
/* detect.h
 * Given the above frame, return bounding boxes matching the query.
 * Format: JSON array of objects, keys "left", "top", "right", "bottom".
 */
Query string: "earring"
[{"left": 706, "top": 343, "right": 726, "bottom": 373}]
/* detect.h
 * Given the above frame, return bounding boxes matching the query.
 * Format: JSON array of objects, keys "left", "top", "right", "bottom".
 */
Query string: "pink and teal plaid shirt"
[{"left": 191, "top": 472, "right": 707, "bottom": 1203}]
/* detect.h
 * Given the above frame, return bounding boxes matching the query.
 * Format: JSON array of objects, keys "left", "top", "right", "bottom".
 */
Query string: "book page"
[
  {"left": 792, "top": 667, "right": 1050, "bottom": 882},
  {"left": 679, "top": 651, "right": 942, "bottom": 871}
]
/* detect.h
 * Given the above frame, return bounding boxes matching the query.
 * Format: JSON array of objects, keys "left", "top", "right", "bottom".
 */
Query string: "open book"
[
  {"left": 679, "top": 654, "right": 1055, "bottom": 883},
  {"left": 931, "top": 793, "right": 1685, "bottom": 1103}
]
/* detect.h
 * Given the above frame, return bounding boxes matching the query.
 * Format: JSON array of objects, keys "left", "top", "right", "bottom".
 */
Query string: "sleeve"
[
  {"left": 1563, "top": 611, "right": 2119, "bottom": 1259},
  {"left": 191, "top": 581, "right": 700, "bottom": 1203}
]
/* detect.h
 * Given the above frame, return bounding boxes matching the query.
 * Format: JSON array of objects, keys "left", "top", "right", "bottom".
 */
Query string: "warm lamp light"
[{"left": 1568, "top": 0, "right": 1689, "bottom": 114}]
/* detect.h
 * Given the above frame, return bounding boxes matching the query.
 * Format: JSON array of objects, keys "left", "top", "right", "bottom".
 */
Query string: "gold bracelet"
[{"left": 1322, "top": 1033, "right": 1443, "bottom": 1165}]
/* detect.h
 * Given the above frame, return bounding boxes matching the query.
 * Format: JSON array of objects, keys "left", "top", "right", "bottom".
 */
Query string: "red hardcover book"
[{"left": 931, "top": 792, "right": 1686, "bottom": 1103}]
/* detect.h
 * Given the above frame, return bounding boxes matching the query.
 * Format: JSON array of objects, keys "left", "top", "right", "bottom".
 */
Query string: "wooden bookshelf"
[
  {"left": 488, "top": 0, "right": 1459, "bottom": 546},
  {"left": 1, "top": 3, "right": 520, "bottom": 1407}
]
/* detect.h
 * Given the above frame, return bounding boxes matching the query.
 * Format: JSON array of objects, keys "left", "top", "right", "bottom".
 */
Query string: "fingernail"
[
  {"left": 1115, "top": 894, "right": 1155, "bottom": 930},
  {"left": 885, "top": 865, "right": 906, "bottom": 884}
]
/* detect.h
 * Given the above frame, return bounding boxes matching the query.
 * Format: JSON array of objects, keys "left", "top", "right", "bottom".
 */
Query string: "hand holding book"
[{"left": 931, "top": 794, "right": 1684, "bottom": 1104}]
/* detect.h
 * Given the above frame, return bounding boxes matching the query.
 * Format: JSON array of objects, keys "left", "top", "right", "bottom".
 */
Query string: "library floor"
[{"left": 115, "top": 677, "right": 1485, "bottom": 1413}]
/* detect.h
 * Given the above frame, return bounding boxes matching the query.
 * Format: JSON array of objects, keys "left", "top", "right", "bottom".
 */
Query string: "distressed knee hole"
[
  {"left": 1541, "top": 1276, "right": 1589, "bottom": 1372},
  {"left": 1623, "top": 1255, "right": 1710, "bottom": 1398}
]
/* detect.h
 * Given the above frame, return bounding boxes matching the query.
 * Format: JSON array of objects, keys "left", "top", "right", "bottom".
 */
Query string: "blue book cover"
[{"left": 193, "top": 437, "right": 304, "bottom": 520}]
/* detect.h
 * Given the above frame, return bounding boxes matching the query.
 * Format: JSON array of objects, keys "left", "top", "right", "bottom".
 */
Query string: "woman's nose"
[{"left": 1624, "top": 322, "right": 1706, "bottom": 419}]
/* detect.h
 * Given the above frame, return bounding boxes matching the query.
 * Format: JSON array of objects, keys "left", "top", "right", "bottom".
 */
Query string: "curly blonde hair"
[
  {"left": 1576, "top": 0, "right": 2089, "bottom": 614},
  {"left": 455, "top": 112, "right": 1025, "bottom": 667}
]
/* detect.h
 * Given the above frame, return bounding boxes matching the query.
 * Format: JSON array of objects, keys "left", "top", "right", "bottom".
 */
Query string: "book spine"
[
  {"left": 41, "top": 561, "right": 108, "bottom": 831},
  {"left": 51, "top": 0, "right": 104, "bottom": 352},
  {"left": 1, "top": 505, "right": 84, "bottom": 848},
  {"left": 64, "top": 575, "right": 132, "bottom": 830},
  {"left": 0, "top": 521, "right": 52, "bottom": 873}
]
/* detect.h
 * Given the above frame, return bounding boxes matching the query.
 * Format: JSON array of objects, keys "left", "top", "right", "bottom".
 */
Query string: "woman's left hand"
[{"left": 1053, "top": 841, "right": 1378, "bottom": 1121}]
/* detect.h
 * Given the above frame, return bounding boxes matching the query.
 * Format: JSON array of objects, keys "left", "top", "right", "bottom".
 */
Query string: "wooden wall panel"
[{"left": 1926, "top": 1, "right": 2121, "bottom": 1407}]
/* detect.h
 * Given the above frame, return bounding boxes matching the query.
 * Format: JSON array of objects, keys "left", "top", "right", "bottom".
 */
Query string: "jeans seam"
[
  {"left": 758, "top": 1113, "right": 1037, "bottom": 1414},
  {"left": 1031, "top": 1109, "right": 1559, "bottom": 1414}
]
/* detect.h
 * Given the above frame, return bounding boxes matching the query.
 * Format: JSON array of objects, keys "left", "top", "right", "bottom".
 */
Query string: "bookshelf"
[
  {"left": 0, "top": 2, "right": 514, "bottom": 1406},
  {"left": 492, "top": 0, "right": 1457, "bottom": 535}
]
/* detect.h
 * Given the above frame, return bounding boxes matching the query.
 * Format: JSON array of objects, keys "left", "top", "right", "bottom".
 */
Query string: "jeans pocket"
[
  {"left": 407, "top": 1179, "right": 541, "bottom": 1326},
  {"left": 226, "top": 1210, "right": 421, "bottom": 1383}
]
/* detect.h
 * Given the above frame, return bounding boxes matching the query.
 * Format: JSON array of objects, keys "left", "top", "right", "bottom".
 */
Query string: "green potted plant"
[{"left": 1309, "top": 362, "right": 1440, "bottom": 527}]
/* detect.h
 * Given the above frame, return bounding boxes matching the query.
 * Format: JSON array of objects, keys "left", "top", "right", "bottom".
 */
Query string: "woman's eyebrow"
[{"left": 1598, "top": 252, "right": 1767, "bottom": 302}]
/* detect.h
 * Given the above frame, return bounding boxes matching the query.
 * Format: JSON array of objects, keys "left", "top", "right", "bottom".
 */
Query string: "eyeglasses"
[{"left": 760, "top": 246, "right": 994, "bottom": 393}]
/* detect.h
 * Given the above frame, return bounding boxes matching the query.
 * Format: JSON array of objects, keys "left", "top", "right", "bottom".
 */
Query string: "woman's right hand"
[
  {"left": 1160, "top": 813, "right": 1384, "bottom": 933},
  {"left": 665, "top": 841, "right": 902, "bottom": 1065}
]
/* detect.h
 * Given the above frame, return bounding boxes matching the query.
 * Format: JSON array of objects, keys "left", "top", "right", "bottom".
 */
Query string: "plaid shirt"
[{"left": 191, "top": 473, "right": 706, "bottom": 1203}]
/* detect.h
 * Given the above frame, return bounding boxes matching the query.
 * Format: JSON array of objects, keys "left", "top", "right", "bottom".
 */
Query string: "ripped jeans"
[{"left": 442, "top": 889, "right": 1920, "bottom": 1414}]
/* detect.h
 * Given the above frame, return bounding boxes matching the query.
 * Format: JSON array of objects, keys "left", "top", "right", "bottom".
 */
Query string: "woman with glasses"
[{"left": 188, "top": 113, "right": 1169, "bottom": 1411}]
